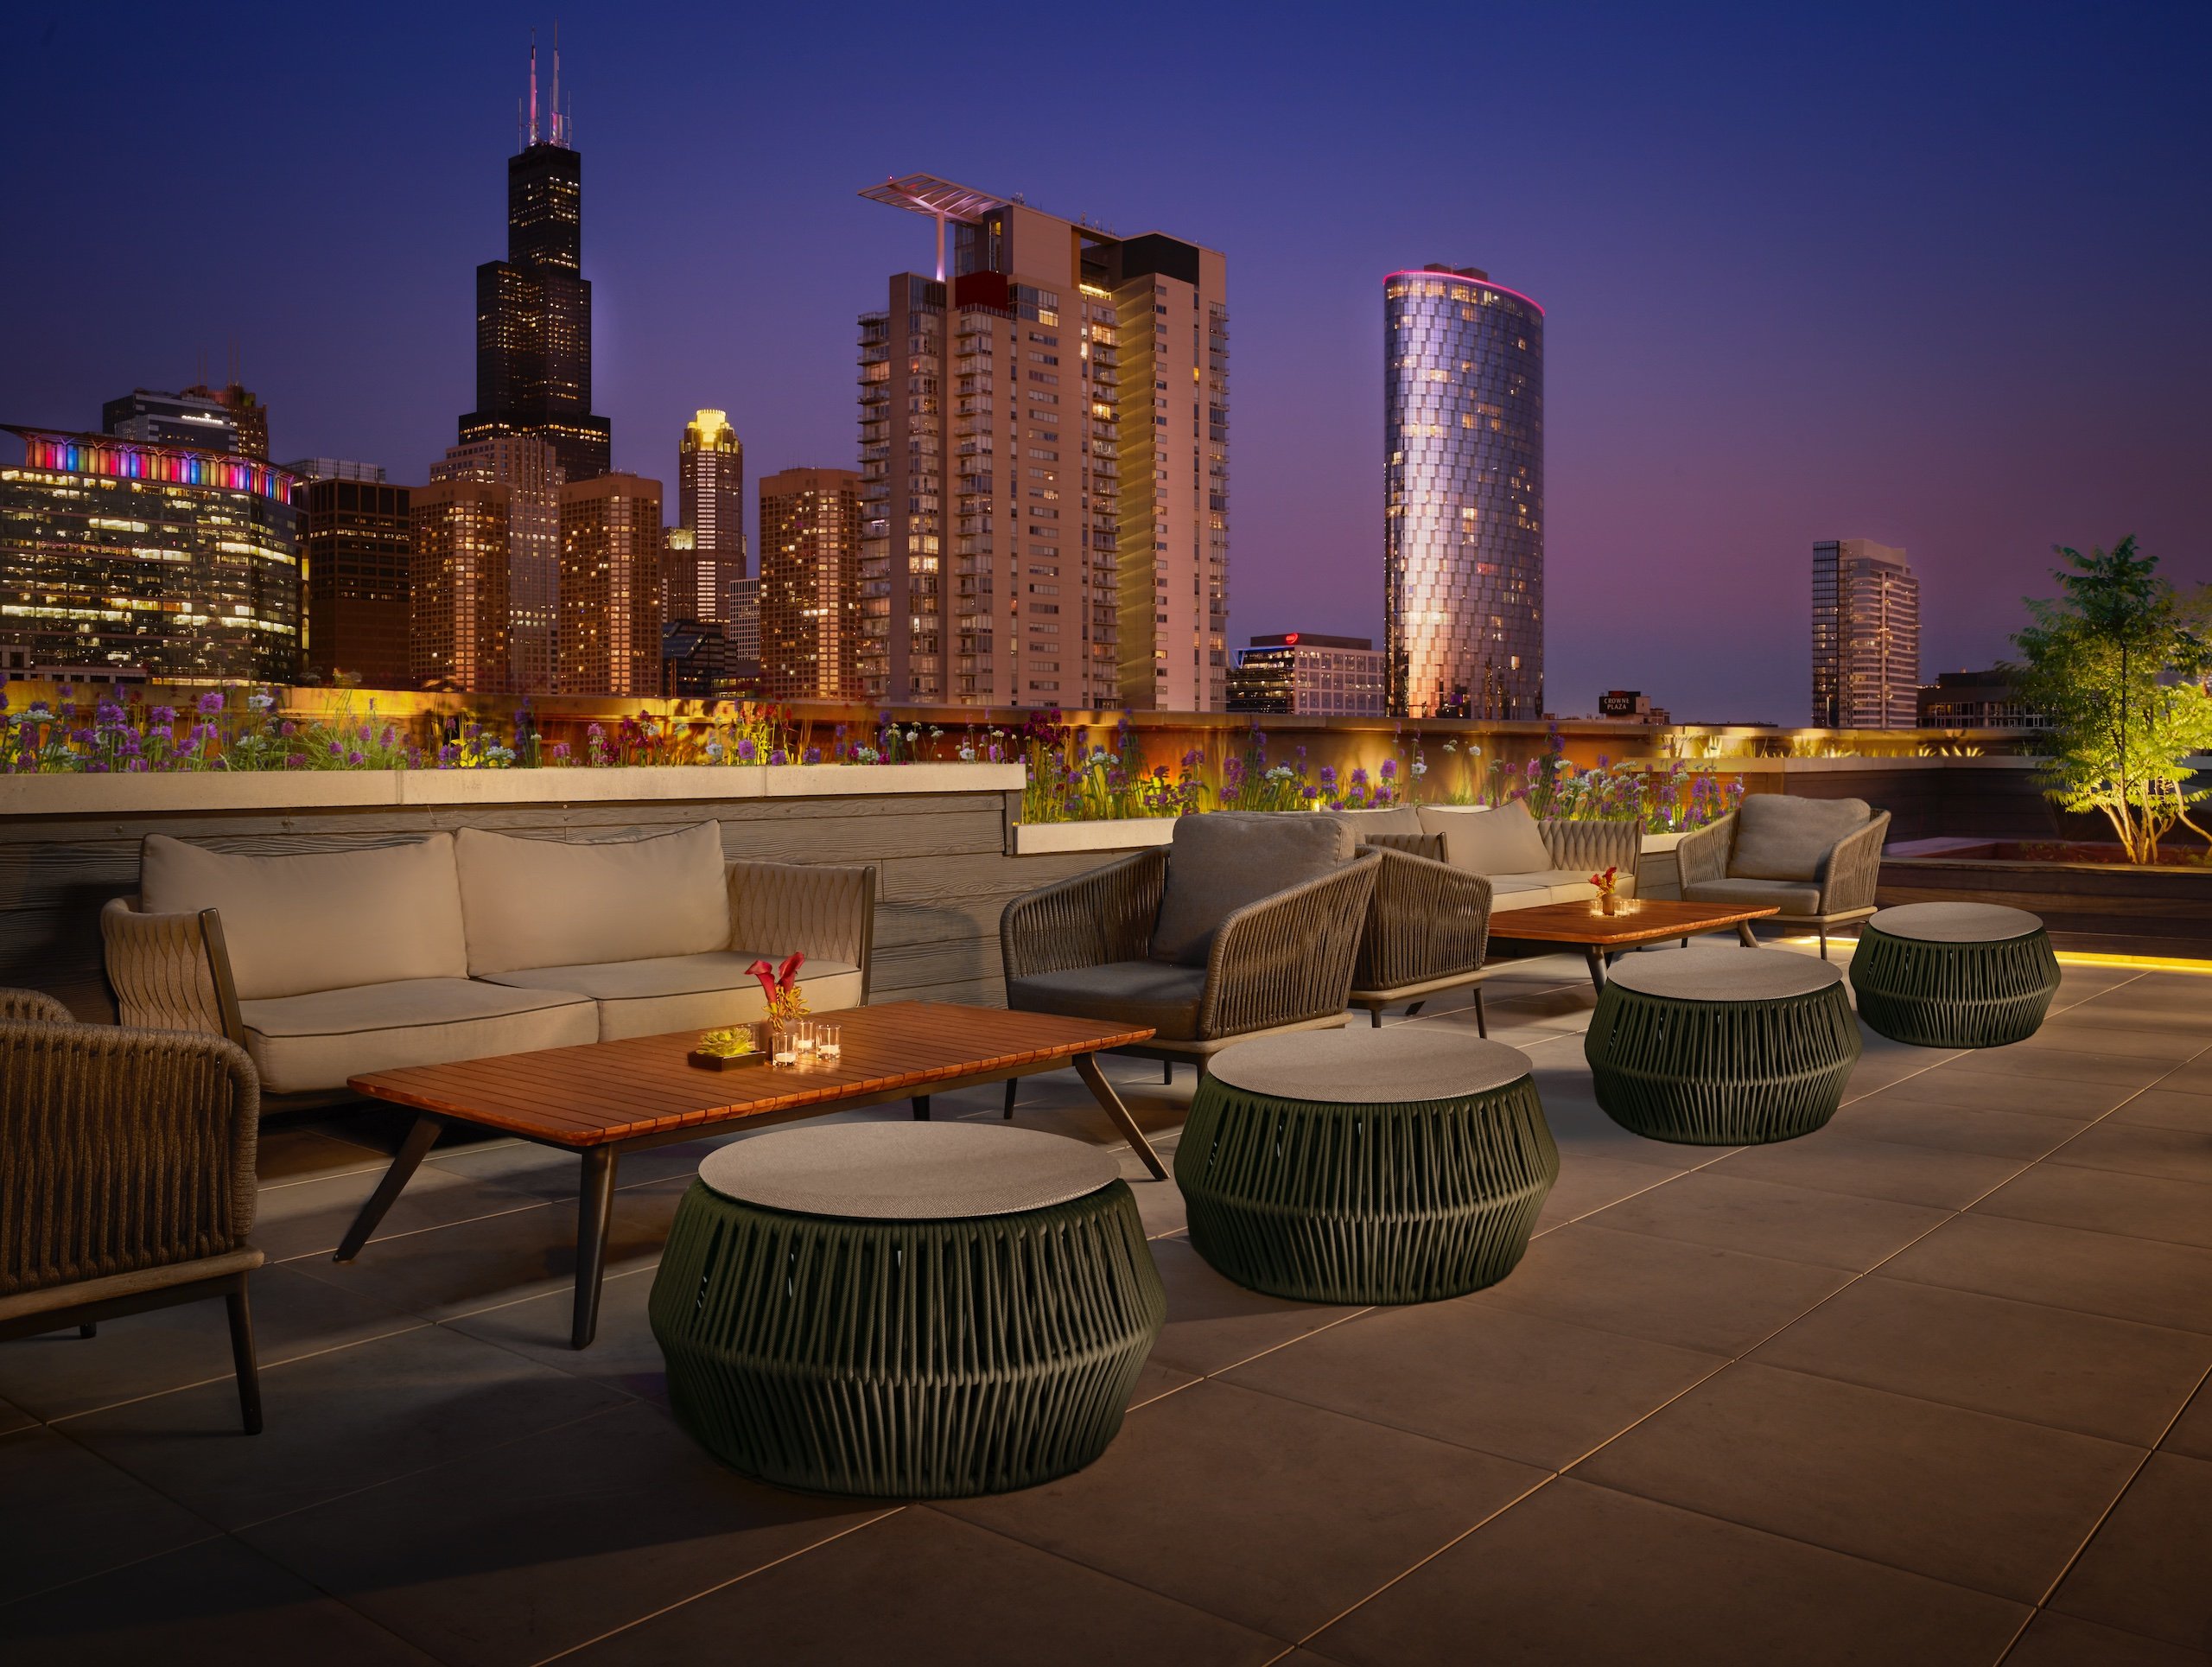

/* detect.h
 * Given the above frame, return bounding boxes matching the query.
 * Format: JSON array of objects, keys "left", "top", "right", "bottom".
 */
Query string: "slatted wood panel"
[
  {"left": 348, "top": 1002, "right": 1154, "bottom": 1146},
  {"left": 1488, "top": 899, "right": 1779, "bottom": 948},
  {"left": 1878, "top": 859, "right": 2212, "bottom": 957}
]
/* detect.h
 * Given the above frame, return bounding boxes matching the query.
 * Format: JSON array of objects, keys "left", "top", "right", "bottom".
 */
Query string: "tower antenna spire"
[
  {"left": 551, "top": 22, "right": 561, "bottom": 145},
  {"left": 527, "top": 29, "right": 538, "bottom": 146}
]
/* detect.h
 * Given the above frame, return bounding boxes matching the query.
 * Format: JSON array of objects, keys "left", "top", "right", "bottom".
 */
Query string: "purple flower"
[
  {"left": 327, "top": 740, "right": 342, "bottom": 756},
  {"left": 1379, "top": 759, "right": 1396, "bottom": 779},
  {"left": 197, "top": 691, "right": 224, "bottom": 716},
  {"left": 346, "top": 750, "right": 365, "bottom": 767},
  {"left": 279, "top": 720, "right": 297, "bottom": 737},
  {"left": 768, "top": 748, "right": 788, "bottom": 766},
  {"left": 736, "top": 737, "right": 758, "bottom": 763},
  {"left": 149, "top": 705, "right": 175, "bottom": 725},
  {"left": 285, "top": 754, "right": 307, "bottom": 769},
  {"left": 95, "top": 701, "right": 124, "bottom": 725},
  {"left": 803, "top": 746, "right": 822, "bottom": 765}
]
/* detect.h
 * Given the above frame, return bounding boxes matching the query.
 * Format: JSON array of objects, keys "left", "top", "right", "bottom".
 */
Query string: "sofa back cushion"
[
  {"left": 455, "top": 822, "right": 731, "bottom": 976},
  {"left": 1731, "top": 796, "right": 1871, "bottom": 881},
  {"left": 141, "top": 832, "right": 467, "bottom": 1001},
  {"left": 1151, "top": 813, "right": 1353, "bottom": 968},
  {"left": 1325, "top": 805, "right": 1426, "bottom": 842},
  {"left": 1416, "top": 802, "right": 1554, "bottom": 875}
]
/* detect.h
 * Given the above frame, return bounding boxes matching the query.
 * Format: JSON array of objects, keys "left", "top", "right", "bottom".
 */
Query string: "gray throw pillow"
[
  {"left": 1415, "top": 801, "right": 1554, "bottom": 875},
  {"left": 1325, "top": 805, "right": 1426, "bottom": 841},
  {"left": 1151, "top": 813, "right": 1354, "bottom": 968},
  {"left": 1731, "top": 796, "right": 1871, "bottom": 881}
]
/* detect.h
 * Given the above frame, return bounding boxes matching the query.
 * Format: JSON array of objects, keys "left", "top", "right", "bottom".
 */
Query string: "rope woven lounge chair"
[
  {"left": 0, "top": 989, "right": 264, "bottom": 1433},
  {"left": 1673, "top": 796, "right": 1891, "bottom": 958}
]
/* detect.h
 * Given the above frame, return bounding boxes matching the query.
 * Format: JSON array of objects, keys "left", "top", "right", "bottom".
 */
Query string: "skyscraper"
[
  {"left": 857, "top": 175, "right": 1228, "bottom": 710},
  {"left": 1384, "top": 265, "right": 1545, "bottom": 719},
  {"left": 458, "top": 35, "right": 611, "bottom": 483},
  {"left": 1812, "top": 538, "right": 1921, "bottom": 728},
  {"left": 410, "top": 478, "right": 511, "bottom": 690},
  {"left": 0, "top": 427, "right": 300, "bottom": 680},
  {"left": 674, "top": 409, "right": 745, "bottom": 619},
  {"left": 180, "top": 374, "right": 270, "bottom": 459},
  {"left": 759, "top": 466, "right": 862, "bottom": 702},
  {"left": 430, "top": 435, "right": 563, "bottom": 692},
  {"left": 297, "top": 466, "right": 413, "bottom": 688},
  {"left": 101, "top": 388, "right": 239, "bottom": 453},
  {"left": 558, "top": 471, "right": 662, "bottom": 694}
]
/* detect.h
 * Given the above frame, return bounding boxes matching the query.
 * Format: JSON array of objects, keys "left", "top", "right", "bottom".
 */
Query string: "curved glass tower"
[{"left": 1384, "top": 266, "right": 1544, "bottom": 718}]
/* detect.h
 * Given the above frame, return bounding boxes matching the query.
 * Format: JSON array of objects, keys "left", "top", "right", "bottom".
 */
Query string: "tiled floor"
[{"left": 4, "top": 951, "right": 2210, "bottom": 1665}]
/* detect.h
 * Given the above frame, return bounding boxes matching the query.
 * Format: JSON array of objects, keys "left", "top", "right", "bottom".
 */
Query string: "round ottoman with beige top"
[{"left": 1849, "top": 902, "right": 2061, "bottom": 1048}]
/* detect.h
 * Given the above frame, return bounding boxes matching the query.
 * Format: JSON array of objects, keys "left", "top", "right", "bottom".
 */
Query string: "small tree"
[{"left": 2011, "top": 537, "right": 2212, "bottom": 863}]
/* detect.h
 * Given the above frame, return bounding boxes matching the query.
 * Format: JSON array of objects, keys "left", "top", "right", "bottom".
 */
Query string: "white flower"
[
  {"left": 958, "top": 744, "right": 976, "bottom": 760},
  {"left": 247, "top": 692, "right": 275, "bottom": 712},
  {"left": 1413, "top": 760, "right": 1428, "bottom": 776}
]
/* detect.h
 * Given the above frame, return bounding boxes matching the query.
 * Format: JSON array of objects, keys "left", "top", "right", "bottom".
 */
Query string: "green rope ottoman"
[
  {"left": 1851, "top": 902, "right": 2061, "bottom": 1048},
  {"left": 1176, "top": 1028, "right": 1557, "bottom": 1304},
  {"left": 1586, "top": 948, "right": 1861, "bottom": 1145},
  {"left": 649, "top": 1123, "right": 1164, "bottom": 1498}
]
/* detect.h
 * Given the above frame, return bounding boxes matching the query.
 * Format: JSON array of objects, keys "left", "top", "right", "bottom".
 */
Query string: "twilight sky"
[{"left": 3, "top": 2, "right": 2206, "bottom": 721}]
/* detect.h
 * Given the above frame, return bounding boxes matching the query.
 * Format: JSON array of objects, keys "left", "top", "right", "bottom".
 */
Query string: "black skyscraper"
[{"left": 459, "top": 37, "right": 611, "bottom": 482}]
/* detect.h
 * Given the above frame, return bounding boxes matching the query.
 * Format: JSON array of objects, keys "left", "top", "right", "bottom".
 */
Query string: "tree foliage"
[{"left": 2011, "top": 537, "right": 2212, "bottom": 863}]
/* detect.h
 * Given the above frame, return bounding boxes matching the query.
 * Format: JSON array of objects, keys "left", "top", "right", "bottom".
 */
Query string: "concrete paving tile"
[
  {"left": 563, "top": 1506, "right": 1286, "bottom": 1667},
  {"left": 1582, "top": 1171, "right": 1951, "bottom": 1271},
  {"left": 2005, "top": 1609, "right": 2212, "bottom": 1666},
  {"left": 938, "top": 1378, "right": 1544, "bottom": 1641},
  {"left": 1143, "top": 1238, "right": 1365, "bottom": 1377},
  {"left": 1523, "top": 1090, "right": 1712, "bottom": 1174},
  {"left": 1306, "top": 1477, "right": 2025, "bottom": 1667},
  {"left": 1532, "top": 1152, "right": 1671, "bottom": 1231},
  {"left": 2019, "top": 1022, "right": 2208, "bottom": 1064},
  {"left": 2048, "top": 1121, "right": 2212, "bottom": 1188},
  {"left": 2050, "top": 1453, "right": 2212, "bottom": 1653},
  {"left": 1750, "top": 1276, "right": 2212, "bottom": 1446},
  {"left": 0, "top": 1426, "right": 219, "bottom": 1606},
  {"left": 1973, "top": 1165, "right": 2212, "bottom": 1254},
  {"left": 1884, "top": 1213, "right": 2212, "bottom": 1334},
  {"left": 254, "top": 1122, "right": 392, "bottom": 1185},
  {"left": 2164, "top": 1375, "right": 2212, "bottom": 1462},
  {"left": 0, "top": 1534, "right": 434, "bottom": 1665},
  {"left": 442, "top": 1263, "right": 668, "bottom": 1406},
  {"left": 1824, "top": 1093, "right": 2093, "bottom": 1161},
  {"left": 1223, "top": 1300, "right": 1723, "bottom": 1471},
  {"left": 2111, "top": 1085, "right": 2212, "bottom": 1132},
  {"left": 1706, "top": 1129, "right": 2025, "bottom": 1212},
  {"left": 1573, "top": 1361, "right": 2142, "bottom": 1602},
  {"left": 1936, "top": 1046, "right": 2175, "bottom": 1091},
  {"left": 1877, "top": 1067, "right": 2137, "bottom": 1119},
  {"left": 255, "top": 1160, "right": 553, "bottom": 1263},
  {"left": 66, "top": 1321, "right": 626, "bottom": 1531}
]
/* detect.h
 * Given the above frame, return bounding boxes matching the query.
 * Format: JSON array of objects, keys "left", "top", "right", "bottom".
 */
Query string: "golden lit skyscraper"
[
  {"left": 410, "top": 477, "right": 512, "bottom": 690},
  {"left": 857, "top": 175, "right": 1227, "bottom": 710},
  {"left": 675, "top": 409, "right": 745, "bottom": 620},
  {"left": 431, "top": 434, "right": 563, "bottom": 693},
  {"left": 760, "top": 467, "right": 863, "bottom": 701},
  {"left": 557, "top": 472, "right": 663, "bottom": 694}
]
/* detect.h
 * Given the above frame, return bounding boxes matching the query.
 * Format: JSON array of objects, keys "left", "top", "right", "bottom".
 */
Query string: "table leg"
[
  {"left": 571, "top": 1146, "right": 619, "bottom": 1351},
  {"left": 1738, "top": 920, "right": 1758, "bottom": 948},
  {"left": 334, "top": 1114, "right": 442, "bottom": 1263},
  {"left": 1072, "top": 1054, "right": 1169, "bottom": 1180},
  {"left": 911, "top": 1095, "right": 931, "bottom": 1120},
  {"left": 1586, "top": 945, "right": 1607, "bottom": 991}
]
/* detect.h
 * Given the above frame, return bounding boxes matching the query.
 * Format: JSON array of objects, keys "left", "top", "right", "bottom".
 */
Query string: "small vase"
[{"left": 1599, "top": 892, "right": 1626, "bottom": 916}]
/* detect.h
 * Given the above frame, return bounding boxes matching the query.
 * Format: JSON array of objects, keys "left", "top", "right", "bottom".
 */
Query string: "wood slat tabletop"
[
  {"left": 1488, "top": 898, "right": 1782, "bottom": 947},
  {"left": 346, "top": 1002, "right": 1154, "bottom": 1147}
]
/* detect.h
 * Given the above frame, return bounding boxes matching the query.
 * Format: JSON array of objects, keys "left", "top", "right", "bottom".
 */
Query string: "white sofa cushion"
[
  {"left": 455, "top": 823, "right": 730, "bottom": 977},
  {"left": 141, "top": 833, "right": 467, "bottom": 1001},
  {"left": 480, "top": 951, "right": 866, "bottom": 1041},
  {"left": 236, "top": 978, "right": 596, "bottom": 1096},
  {"left": 1416, "top": 802, "right": 1553, "bottom": 875},
  {"left": 1516, "top": 868, "right": 1642, "bottom": 906}
]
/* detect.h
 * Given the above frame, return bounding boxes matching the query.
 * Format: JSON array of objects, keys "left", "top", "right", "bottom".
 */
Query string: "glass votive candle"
[
  {"left": 794, "top": 1020, "right": 817, "bottom": 1058},
  {"left": 817, "top": 1024, "right": 841, "bottom": 1064},
  {"left": 772, "top": 1026, "right": 799, "bottom": 1066}
]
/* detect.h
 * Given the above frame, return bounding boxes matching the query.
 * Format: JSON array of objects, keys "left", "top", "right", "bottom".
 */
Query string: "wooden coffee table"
[
  {"left": 335, "top": 1002, "right": 1159, "bottom": 1348},
  {"left": 1485, "top": 899, "right": 1783, "bottom": 990}
]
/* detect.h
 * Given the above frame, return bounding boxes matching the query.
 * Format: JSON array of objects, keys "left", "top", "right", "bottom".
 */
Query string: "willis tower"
[{"left": 459, "top": 34, "right": 611, "bottom": 481}]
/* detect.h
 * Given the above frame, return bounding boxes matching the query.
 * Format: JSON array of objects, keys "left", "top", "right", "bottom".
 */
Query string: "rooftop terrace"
[{"left": 4, "top": 942, "right": 2208, "bottom": 1666}]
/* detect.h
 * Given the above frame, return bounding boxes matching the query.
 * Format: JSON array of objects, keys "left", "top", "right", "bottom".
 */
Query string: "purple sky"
[{"left": 3, "top": 2, "right": 2206, "bottom": 720}]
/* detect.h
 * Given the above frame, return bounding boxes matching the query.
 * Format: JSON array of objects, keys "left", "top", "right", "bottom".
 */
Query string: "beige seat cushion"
[
  {"left": 1325, "top": 805, "right": 1426, "bottom": 842},
  {"left": 1731, "top": 797, "right": 1871, "bottom": 881},
  {"left": 1417, "top": 802, "right": 1554, "bottom": 876},
  {"left": 1007, "top": 960, "right": 1208, "bottom": 1041},
  {"left": 455, "top": 823, "right": 731, "bottom": 977},
  {"left": 1681, "top": 876, "right": 1825, "bottom": 917},
  {"left": 1151, "top": 814, "right": 1353, "bottom": 969},
  {"left": 237, "top": 978, "right": 596, "bottom": 1096},
  {"left": 141, "top": 833, "right": 467, "bottom": 1000},
  {"left": 482, "top": 952, "right": 866, "bottom": 1042},
  {"left": 1488, "top": 876, "right": 1556, "bottom": 913},
  {"left": 1522, "top": 869, "right": 1641, "bottom": 906}
]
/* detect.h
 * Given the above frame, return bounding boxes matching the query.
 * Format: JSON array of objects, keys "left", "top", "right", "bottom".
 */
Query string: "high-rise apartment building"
[
  {"left": 726, "top": 576, "right": 760, "bottom": 667},
  {"left": 674, "top": 410, "right": 745, "bottom": 620},
  {"left": 759, "top": 466, "right": 863, "bottom": 702},
  {"left": 1384, "top": 265, "right": 1545, "bottom": 719},
  {"left": 857, "top": 175, "right": 1227, "bottom": 711},
  {"left": 458, "top": 39, "right": 610, "bottom": 482},
  {"left": 101, "top": 388, "right": 239, "bottom": 453},
  {"left": 0, "top": 427, "right": 300, "bottom": 680},
  {"left": 430, "top": 435, "right": 563, "bottom": 692},
  {"left": 297, "top": 467, "right": 413, "bottom": 688},
  {"left": 410, "top": 478, "right": 511, "bottom": 690},
  {"left": 1226, "top": 633, "right": 1387, "bottom": 716},
  {"left": 557, "top": 472, "right": 662, "bottom": 695},
  {"left": 1812, "top": 538, "right": 1921, "bottom": 729}
]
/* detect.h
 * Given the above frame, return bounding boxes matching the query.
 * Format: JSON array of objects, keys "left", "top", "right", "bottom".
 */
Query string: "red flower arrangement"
[
  {"left": 748, "top": 951, "right": 808, "bottom": 1028},
  {"left": 1589, "top": 865, "right": 1620, "bottom": 897}
]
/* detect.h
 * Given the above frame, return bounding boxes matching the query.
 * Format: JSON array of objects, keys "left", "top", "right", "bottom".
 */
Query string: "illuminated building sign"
[{"left": 13, "top": 429, "right": 297, "bottom": 504}]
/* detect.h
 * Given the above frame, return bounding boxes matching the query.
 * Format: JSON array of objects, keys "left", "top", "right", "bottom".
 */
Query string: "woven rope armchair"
[
  {"left": 0, "top": 993, "right": 264, "bottom": 1433},
  {"left": 1001, "top": 847, "right": 1381, "bottom": 1079},
  {"left": 1348, "top": 849, "right": 1496, "bottom": 1032},
  {"left": 1675, "top": 803, "right": 1891, "bottom": 958}
]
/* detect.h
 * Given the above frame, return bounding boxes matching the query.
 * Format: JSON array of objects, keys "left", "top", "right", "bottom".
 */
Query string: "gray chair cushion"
[
  {"left": 1150, "top": 813, "right": 1352, "bottom": 969},
  {"left": 1007, "top": 960, "right": 1208, "bottom": 1040},
  {"left": 1681, "top": 876, "right": 1826, "bottom": 917},
  {"left": 1416, "top": 802, "right": 1554, "bottom": 876},
  {"left": 1730, "top": 797, "right": 1871, "bottom": 881}
]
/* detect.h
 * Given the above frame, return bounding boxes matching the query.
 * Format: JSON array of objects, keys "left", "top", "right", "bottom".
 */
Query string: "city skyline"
[{"left": 1, "top": 5, "right": 2206, "bottom": 717}]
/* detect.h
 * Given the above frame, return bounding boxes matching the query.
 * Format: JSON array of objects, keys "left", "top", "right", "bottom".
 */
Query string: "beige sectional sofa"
[
  {"left": 1334, "top": 801, "right": 1643, "bottom": 911},
  {"left": 101, "top": 822, "right": 873, "bottom": 1099}
]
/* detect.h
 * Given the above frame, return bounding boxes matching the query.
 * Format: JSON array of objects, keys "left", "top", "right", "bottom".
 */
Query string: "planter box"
[
  {"left": 1638, "top": 830, "right": 1686, "bottom": 900},
  {"left": 1011, "top": 817, "right": 1178, "bottom": 856},
  {"left": 1879, "top": 852, "right": 2212, "bottom": 958}
]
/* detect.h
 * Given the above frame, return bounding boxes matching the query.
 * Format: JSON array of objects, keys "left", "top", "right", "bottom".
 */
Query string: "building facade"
[
  {"left": 1598, "top": 690, "right": 1671, "bottom": 725},
  {"left": 1918, "top": 667, "right": 2041, "bottom": 729},
  {"left": 673, "top": 409, "right": 745, "bottom": 620},
  {"left": 0, "top": 428, "right": 300, "bottom": 680},
  {"left": 458, "top": 42, "right": 610, "bottom": 482},
  {"left": 1226, "top": 632, "right": 1386, "bottom": 716},
  {"left": 430, "top": 435, "right": 563, "bottom": 692},
  {"left": 410, "top": 478, "right": 511, "bottom": 690},
  {"left": 1384, "top": 265, "right": 1545, "bottom": 719},
  {"left": 557, "top": 471, "right": 662, "bottom": 695},
  {"left": 759, "top": 466, "right": 862, "bottom": 702},
  {"left": 299, "top": 469, "right": 412, "bottom": 688},
  {"left": 857, "top": 175, "right": 1227, "bottom": 712},
  {"left": 101, "top": 389, "right": 238, "bottom": 453},
  {"left": 1812, "top": 538, "right": 1921, "bottom": 728},
  {"left": 180, "top": 379, "right": 269, "bottom": 459}
]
